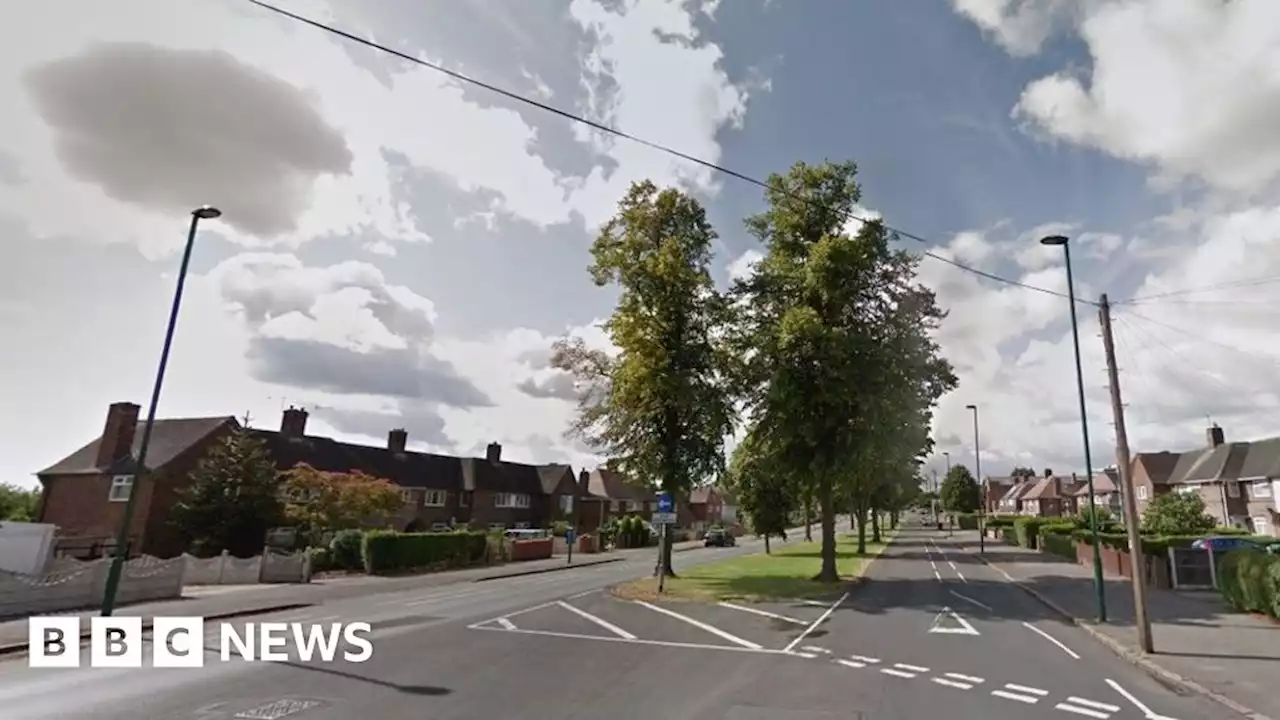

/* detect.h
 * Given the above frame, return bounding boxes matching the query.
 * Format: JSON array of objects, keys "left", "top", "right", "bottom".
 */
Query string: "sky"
[{"left": 3, "top": 0, "right": 1280, "bottom": 489}]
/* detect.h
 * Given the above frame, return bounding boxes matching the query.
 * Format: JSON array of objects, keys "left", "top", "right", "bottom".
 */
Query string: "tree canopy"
[
  {"left": 170, "top": 425, "right": 283, "bottom": 557},
  {"left": 940, "top": 464, "right": 981, "bottom": 514}
]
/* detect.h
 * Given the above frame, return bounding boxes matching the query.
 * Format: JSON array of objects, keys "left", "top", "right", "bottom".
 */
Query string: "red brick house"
[
  {"left": 579, "top": 467, "right": 656, "bottom": 530},
  {"left": 36, "top": 403, "right": 584, "bottom": 558}
]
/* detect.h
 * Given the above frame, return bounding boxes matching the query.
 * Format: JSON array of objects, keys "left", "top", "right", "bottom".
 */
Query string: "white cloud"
[{"left": 950, "top": 0, "right": 1080, "bottom": 56}]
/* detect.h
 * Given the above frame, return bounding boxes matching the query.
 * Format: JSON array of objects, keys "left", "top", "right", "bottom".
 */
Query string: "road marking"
[
  {"left": 1066, "top": 697, "right": 1119, "bottom": 713},
  {"left": 848, "top": 654, "right": 880, "bottom": 664},
  {"left": 567, "top": 589, "right": 600, "bottom": 599},
  {"left": 1055, "top": 702, "right": 1111, "bottom": 719},
  {"left": 634, "top": 600, "right": 762, "bottom": 650},
  {"left": 894, "top": 663, "right": 929, "bottom": 673},
  {"left": 1105, "top": 679, "right": 1179, "bottom": 720},
  {"left": 556, "top": 601, "right": 637, "bottom": 640},
  {"left": 1006, "top": 683, "right": 1048, "bottom": 696},
  {"left": 835, "top": 658, "right": 865, "bottom": 669},
  {"left": 944, "top": 672, "right": 983, "bottom": 683},
  {"left": 718, "top": 602, "right": 808, "bottom": 625},
  {"left": 468, "top": 624, "right": 796, "bottom": 655},
  {"left": 782, "top": 591, "right": 847, "bottom": 653},
  {"left": 497, "top": 618, "right": 517, "bottom": 630},
  {"left": 928, "top": 607, "right": 979, "bottom": 635},
  {"left": 801, "top": 646, "right": 831, "bottom": 654},
  {"left": 948, "top": 590, "right": 992, "bottom": 611},
  {"left": 797, "top": 599, "right": 831, "bottom": 607},
  {"left": 954, "top": 568, "right": 968, "bottom": 582},
  {"left": 933, "top": 569, "right": 943, "bottom": 581},
  {"left": 932, "top": 677, "right": 972, "bottom": 690},
  {"left": 468, "top": 599, "right": 559, "bottom": 628},
  {"left": 881, "top": 668, "right": 916, "bottom": 678},
  {"left": 993, "top": 690, "right": 1041, "bottom": 704},
  {"left": 793, "top": 652, "right": 817, "bottom": 659},
  {"left": 1021, "top": 621, "right": 1081, "bottom": 659}
]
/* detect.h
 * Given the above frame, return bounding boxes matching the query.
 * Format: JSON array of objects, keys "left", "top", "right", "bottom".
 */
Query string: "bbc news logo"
[{"left": 28, "top": 616, "right": 373, "bottom": 668}]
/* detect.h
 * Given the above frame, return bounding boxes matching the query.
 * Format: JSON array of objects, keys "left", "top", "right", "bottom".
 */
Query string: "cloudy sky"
[{"left": 3, "top": 0, "right": 1279, "bottom": 489}]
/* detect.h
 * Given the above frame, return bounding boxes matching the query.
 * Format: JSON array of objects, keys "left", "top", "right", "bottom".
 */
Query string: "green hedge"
[
  {"left": 362, "top": 531, "right": 488, "bottom": 574},
  {"left": 985, "top": 516, "right": 1017, "bottom": 529},
  {"left": 1013, "top": 517, "right": 1067, "bottom": 549},
  {"left": 1217, "top": 549, "right": 1280, "bottom": 619},
  {"left": 956, "top": 514, "right": 979, "bottom": 530},
  {"left": 1039, "top": 531, "right": 1076, "bottom": 559}
]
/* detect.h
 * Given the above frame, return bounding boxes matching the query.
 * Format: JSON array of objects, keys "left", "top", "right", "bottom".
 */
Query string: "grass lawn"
[{"left": 612, "top": 530, "right": 896, "bottom": 603}]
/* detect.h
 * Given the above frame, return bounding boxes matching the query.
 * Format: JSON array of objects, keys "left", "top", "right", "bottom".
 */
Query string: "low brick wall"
[
  {"left": 510, "top": 538, "right": 554, "bottom": 562},
  {"left": 1075, "top": 540, "right": 1172, "bottom": 589}
]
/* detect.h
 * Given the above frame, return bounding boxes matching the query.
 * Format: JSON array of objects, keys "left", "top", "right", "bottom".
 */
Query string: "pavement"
[
  {"left": 0, "top": 523, "right": 1232, "bottom": 720},
  {"left": 951, "top": 530, "right": 1280, "bottom": 720}
]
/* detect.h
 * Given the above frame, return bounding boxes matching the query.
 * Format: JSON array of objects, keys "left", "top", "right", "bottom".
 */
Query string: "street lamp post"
[
  {"left": 100, "top": 206, "right": 222, "bottom": 617},
  {"left": 1040, "top": 234, "right": 1107, "bottom": 623},
  {"left": 965, "top": 404, "right": 984, "bottom": 553}
]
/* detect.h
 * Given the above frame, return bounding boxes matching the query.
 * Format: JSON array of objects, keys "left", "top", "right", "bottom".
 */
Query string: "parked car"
[
  {"left": 1190, "top": 536, "right": 1264, "bottom": 553},
  {"left": 704, "top": 528, "right": 735, "bottom": 547}
]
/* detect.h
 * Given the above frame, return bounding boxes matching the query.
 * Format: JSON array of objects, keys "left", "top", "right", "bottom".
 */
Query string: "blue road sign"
[
  {"left": 657, "top": 492, "right": 674, "bottom": 513},
  {"left": 565, "top": 529, "right": 576, "bottom": 543}
]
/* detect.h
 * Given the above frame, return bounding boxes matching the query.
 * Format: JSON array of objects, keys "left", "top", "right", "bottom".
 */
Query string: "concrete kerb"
[
  {"left": 966, "top": 550, "right": 1273, "bottom": 720},
  {"left": 472, "top": 556, "right": 624, "bottom": 583},
  {"left": 0, "top": 602, "right": 315, "bottom": 658}
]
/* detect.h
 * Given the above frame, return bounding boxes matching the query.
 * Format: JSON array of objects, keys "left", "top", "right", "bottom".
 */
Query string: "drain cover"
[{"left": 234, "top": 699, "right": 324, "bottom": 720}]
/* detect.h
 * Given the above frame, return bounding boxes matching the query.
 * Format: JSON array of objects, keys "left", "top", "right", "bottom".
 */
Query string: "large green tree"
[
  {"left": 170, "top": 425, "right": 284, "bottom": 557},
  {"left": 939, "top": 464, "right": 981, "bottom": 514},
  {"left": 723, "top": 425, "right": 794, "bottom": 554},
  {"left": 556, "top": 180, "right": 734, "bottom": 576},
  {"left": 1142, "top": 492, "right": 1215, "bottom": 536},
  {"left": 0, "top": 483, "right": 40, "bottom": 521}
]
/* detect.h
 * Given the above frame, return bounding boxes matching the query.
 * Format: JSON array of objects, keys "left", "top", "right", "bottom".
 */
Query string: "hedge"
[
  {"left": 985, "top": 516, "right": 1017, "bottom": 529},
  {"left": 1013, "top": 517, "right": 1068, "bottom": 549},
  {"left": 1217, "top": 549, "right": 1280, "bottom": 619},
  {"left": 362, "top": 530, "right": 488, "bottom": 574},
  {"left": 1039, "top": 531, "right": 1076, "bottom": 559}
]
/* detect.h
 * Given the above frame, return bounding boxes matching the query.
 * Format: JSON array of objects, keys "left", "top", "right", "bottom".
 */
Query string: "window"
[
  {"left": 424, "top": 490, "right": 447, "bottom": 507},
  {"left": 400, "top": 489, "right": 417, "bottom": 505},
  {"left": 559, "top": 495, "right": 574, "bottom": 514},
  {"left": 623, "top": 500, "right": 638, "bottom": 512},
  {"left": 1137, "top": 486, "right": 1148, "bottom": 500},
  {"left": 1175, "top": 485, "right": 1196, "bottom": 495},
  {"left": 1249, "top": 481, "right": 1272, "bottom": 499},
  {"left": 489, "top": 522, "right": 506, "bottom": 532},
  {"left": 108, "top": 475, "right": 133, "bottom": 502},
  {"left": 610, "top": 500, "right": 620, "bottom": 511},
  {"left": 431, "top": 522, "right": 450, "bottom": 532},
  {"left": 1226, "top": 481, "right": 1240, "bottom": 498},
  {"left": 494, "top": 492, "right": 530, "bottom": 509},
  {"left": 1252, "top": 516, "right": 1271, "bottom": 537}
]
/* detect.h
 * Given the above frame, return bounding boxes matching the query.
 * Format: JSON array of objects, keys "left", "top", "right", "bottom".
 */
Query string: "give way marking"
[{"left": 928, "top": 606, "right": 979, "bottom": 635}]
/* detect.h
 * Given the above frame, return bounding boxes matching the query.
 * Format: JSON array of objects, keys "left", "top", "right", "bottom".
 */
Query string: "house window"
[
  {"left": 623, "top": 500, "right": 638, "bottom": 512},
  {"left": 1226, "top": 482, "right": 1240, "bottom": 498},
  {"left": 400, "top": 489, "right": 417, "bottom": 505},
  {"left": 431, "top": 522, "right": 450, "bottom": 532},
  {"left": 1137, "top": 486, "right": 1148, "bottom": 500},
  {"left": 108, "top": 475, "right": 133, "bottom": 502},
  {"left": 1249, "top": 481, "right": 1272, "bottom": 499},
  {"left": 558, "top": 495, "right": 574, "bottom": 514},
  {"left": 1251, "top": 516, "right": 1271, "bottom": 537},
  {"left": 424, "top": 490, "right": 447, "bottom": 507},
  {"left": 1175, "top": 485, "right": 1196, "bottom": 495},
  {"left": 494, "top": 493, "right": 530, "bottom": 509}
]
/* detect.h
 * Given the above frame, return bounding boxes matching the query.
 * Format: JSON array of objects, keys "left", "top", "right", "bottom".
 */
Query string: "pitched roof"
[
  {"left": 1238, "top": 438, "right": 1280, "bottom": 480},
  {"left": 587, "top": 468, "right": 656, "bottom": 502},
  {"left": 999, "top": 482, "right": 1032, "bottom": 504},
  {"left": 1170, "top": 442, "right": 1250, "bottom": 484},
  {"left": 1070, "top": 471, "right": 1118, "bottom": 496},
  {"left": 1133, "top": 451, "right": 1182, "bottom": 485},
  {"left": 38, "top": 417, "right": 235, "bottom": 475},
  {"left": 1020, "top": 476, "right": 1067, "bottom": 501},
  {"left": 984, "top": 482, "right": 1014, "bottom": 504},
  {"left": 689, "top": 486, "right": 718, "bottom": 504},
  {"left": 537, "top": 464, "right": 576, "bottom": 495}
]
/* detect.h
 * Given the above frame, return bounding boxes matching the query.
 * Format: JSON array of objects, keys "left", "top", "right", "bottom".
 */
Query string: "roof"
[
  {"left": 1133, "top": 451, "right": 1182, "bottom": 485},
  {"left": 1238, "top": 438, "right": 1280, "bottom": 480},
  {"left": 1020, "top": 476, "right": 1066, "bottom": 501},
  {"left": 1070, "top": 471, "right": 1118, "bottom": 496},
  {"left": 587, "top": 468, "right": 656, "bottom": 501},
  {"left": 1000, "top": 482, "right": 1032, "bottom": 504},
  {"left": 537, "top": 464, "right": 576, "bottom": 495},
  {"left": 1170, "top": 442, "right": 1251, "bottom": 484},
  {"left": 689, "top": 486, "right": 718, "bottom": 504},
  {"left": 985, "top": 482, "right": 1014, "bottom": 504},
  {"left": 38, "top": 417, "right": 235, "bottom": 475}
]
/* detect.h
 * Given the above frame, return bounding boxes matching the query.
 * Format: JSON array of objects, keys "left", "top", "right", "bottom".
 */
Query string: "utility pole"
[{"left": 1099, "top": 293, "right": 1153, "bottom": 653}]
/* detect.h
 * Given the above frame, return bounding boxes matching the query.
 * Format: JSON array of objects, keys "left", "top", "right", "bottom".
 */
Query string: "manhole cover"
[{"left": 234, "top": 699, "right": 324, "bottom": 719}]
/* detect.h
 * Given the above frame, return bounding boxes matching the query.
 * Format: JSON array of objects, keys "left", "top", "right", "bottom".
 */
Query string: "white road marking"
[
  {"left": 1006, "top": 683, "right": 1048, "bottom": 696},
  {"left": 894, "top": 663, "right": 929, "bottom": 672},
  {"left": 945, "top": 672, "right": 983, "bottom": 683},
  {"left": 992, "top": 690, "right": 1040, "bottom": 704},
  {"left": 793, "top": 652, "right": 817, "bottom": 659},
  {"left": 470, "top": 599, "right": 558, "bottom": 627},
  {"left": 848, "top": 654, "right": 880, "bottom": 664},
  {"left": 928, "top": 607, "right": 979, "bottom": 635},
  {"left": 782, "top": 591, "right": 848, "bottom": 653},
  {"left": 1105, "top": 679, "right": 1179, "bottom": 720},
  {"left": 947, "top": 560, "right": 958, "bottom": 571},
  {"left": 468, "top": 624, "right": 794, "bottom": 655},
  {"left": 556, "top": 601, "right": 636, "bottom": 640},
  {"left": 933, "top": 569, "right": 943, "bottom": 581},
  {"left": 797, "top": 599, "right": 831, "bottom": 607},
  {"left": 835, "top": 658, "right": 865, "bottom": 669},
  {"left": 718, "top": 602, "right": 808, "bottom": 625},
  {"left": 497, "top": 618, "right": 517, "bottom": 630},
  {"left": 567, "top": 589, "right": 600, "bottom": 599},
  {"left": 954, "top": 568, "right": 968, "bottom": 583},
  {"left": 801, "top": 646, "right": 831, "bottom": 654},
  {"left": 1021, "top": 621, "right": 1081, "bottom": 659},
  {"left": 948, "top": 590, "right": 992, "bottom": 611},
  {"left": 932, "top": 677, "right": 972, "bottom": 690},
  {"left": 1066, "top": 697, "right": 1120, "bottom": 712},
  {"left": 634, "top": 600, "right": 762, "bottom": 650},
  {"left": 881, "top": 668, "right": 917, "bottom": 678},
  {"left": 1059, "top": 696, "right": 1111, "bottom": 712}
]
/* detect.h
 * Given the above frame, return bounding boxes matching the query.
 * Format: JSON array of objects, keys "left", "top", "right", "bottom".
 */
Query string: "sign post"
[
  {"left": 565, "top": 528, "right": 575, "bottom": 565},
  {"left": 653, "top": 492, "right": 675, "bottom": 593}
]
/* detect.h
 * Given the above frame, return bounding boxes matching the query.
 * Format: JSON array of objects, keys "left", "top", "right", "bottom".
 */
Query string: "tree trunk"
[
  {"left": 871, "top": 506, "right": 882, "bottom": 544},
  {"left": 890, "top": 510, "right": 899, "bottom": 529},
  {"left": 659, "top": 526, "right": 677, "bottom": 577},
  {"left": 813, "top": 472, "right": 838, "bottom": 582},
  {"left": 803, "top": 496, "right": 813, "bottom": 542},
  {"left": 764, "top": 535, "right": 771, "bottom": 555},
  {"left": 854, "top": 503, "right": 867, "bottom": 554}
]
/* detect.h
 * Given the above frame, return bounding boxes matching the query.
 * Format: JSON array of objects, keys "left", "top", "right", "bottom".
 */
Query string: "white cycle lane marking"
[{"left": 1021, "top": 621, "right": 1082, "bottom": 659}]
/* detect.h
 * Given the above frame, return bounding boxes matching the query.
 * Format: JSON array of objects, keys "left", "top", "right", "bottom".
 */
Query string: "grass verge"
[{"left": 612, "top": 529, "right": 896, "bottom": 603}]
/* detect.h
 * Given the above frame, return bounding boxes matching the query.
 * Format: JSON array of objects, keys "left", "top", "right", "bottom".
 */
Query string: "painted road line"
[
  {"left": 1021, "top": 621, "right": 1081, "bottom": 659},
  {"left": 933, "top": 569, "right": 943, "bottom": 581},
  {"left": 782, "top": 591, "right": 847, "bottom": 653},
  {"left": 894, "top": 663, "right": 929, "bottom": 673},
  {"left": 1054, "top": 696, "right": 1116, "bottom": 712},
  {"left": 797, "top": 599, "right": 831, "bottom": 607},
  {"left": 1005, "top": 683, "right": 1048, "bottom": 696},
  {"left": 949, "top": 590, "right": 992, "bottom": 611},
  {"left": 954, "top": 568, "right": 968, "bottom": 582},
  {"left": 992, "top": 690, "right": 1041, "bottom": 704},
  {"left": 467, "top": 599, "right": 558, "bottom": 629},
  {"left": 556, "top": 601, "right": 637, "bottom": 640},
  {"left": 468, "top": 624, "right": 794, "bottom": 655},
  {"left": 793, "top": 652, "right": 818, "bottom": 659},
  {"left": 944, "top": 672, "right": 984, "bottom": 684},
  {"left": 497, "top": 618, "right": 517, "bottom": 630},
  {"left": 719, "top": 602, "right": 808, "bottom": 625},
  {"left": 928, "top": 607, "right": 979, "bottom": 635},
  {"left": 1104, "top": 679, "right": 1179, "bottom": 720},
  {"left": 835, "top": 659, "right": 865, "bottom": 669},
  {"left": 848, "top": 654, "right": 880, "bottom": 664},
  {"left": 932, "top": 678, "right": 973, "bottom": 690},
  {"left": 634, "top": 600, "right": 763, "bottom": 650},
  {"left": 881, "top": 668, "right": 917, "bottom": 678},
  {"left": 567, "top": 589, "right": 600, "bottom": 600},
  {"left": 1066, "top": 697, "right": 1120, "bottom": 713},
  {"left": 801, "top": 646, "right": 831, "bottom": 654}
]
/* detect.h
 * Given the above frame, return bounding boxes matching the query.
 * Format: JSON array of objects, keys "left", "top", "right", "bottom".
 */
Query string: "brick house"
[
  {"left": 579, "top": 467, "right": 656, "bottom": 530},
  {"left": 1018, "top": 474, "right": 1081, "bottom": 517},
  {"left": 1158, "top": 426, "right": 1279, "bottom": 534},
  {"left": 1065, "top": 469, "right": 1120, "bottom": 516},
  {"left": 1129, "top": 450, "right": 1181, "bottom": 513},
  {"left": 982, "top": 476, "right": 1015, "bottom": 514},
  {"left": 682, "top": 486, "right": 723, "bottom": 533}
]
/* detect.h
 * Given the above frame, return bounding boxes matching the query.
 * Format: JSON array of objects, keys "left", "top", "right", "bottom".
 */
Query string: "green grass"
[{"left": 613, "top": 530, "right": 895, "bottom": 602}]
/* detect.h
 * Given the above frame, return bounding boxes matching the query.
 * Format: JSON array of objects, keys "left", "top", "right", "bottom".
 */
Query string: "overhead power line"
[
  {"left": 247, "top": 0, "right": 1087, "bottom": 305},
  {"left": 1115, "top": 274, "right": 1280, "bottom": 304}
]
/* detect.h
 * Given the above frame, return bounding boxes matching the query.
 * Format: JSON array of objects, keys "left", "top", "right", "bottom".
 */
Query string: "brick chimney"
[
  {"left": 280, "top": 406, "right": 308, "bottom": 438},
  {"left": 486, "top": 442, "right": 502, "bottom": 465},
  {"left": 96, "top": 402, "right": 140, "bottom": 468},
  {"left": 1206, "top": 424, "right": 1225, "bottom": 448},
  {"left": 388, "top": 428, "right": 408, "bottom": 454},
  {"left": 578, "top": 468, "right": 589, "bottom": 493}
]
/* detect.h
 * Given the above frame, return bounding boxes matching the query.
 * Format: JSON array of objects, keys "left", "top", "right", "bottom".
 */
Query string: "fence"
[
  {"left": 0, "top": 555, "right": 185, "bottom": 618},
  {"left": 181, "top": 549, "right": 312, "bottom": 585},
  {"left": 1168, "top": 546, "right": 1218, "bottom": 590}
]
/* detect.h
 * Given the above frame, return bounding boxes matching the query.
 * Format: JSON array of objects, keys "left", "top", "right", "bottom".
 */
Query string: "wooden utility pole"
[{"left": 1098, "top": 293, "right": 1153, "bottom": 653}]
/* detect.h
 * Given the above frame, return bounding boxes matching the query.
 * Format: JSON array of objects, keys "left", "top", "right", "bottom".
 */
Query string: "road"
[{"left": 0, "top": 526, "right": 1234, "bottom": 720}]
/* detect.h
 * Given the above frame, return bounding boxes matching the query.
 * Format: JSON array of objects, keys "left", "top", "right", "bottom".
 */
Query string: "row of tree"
[{"left": 554, "top": 161, "right": 957, "bottom": 580}]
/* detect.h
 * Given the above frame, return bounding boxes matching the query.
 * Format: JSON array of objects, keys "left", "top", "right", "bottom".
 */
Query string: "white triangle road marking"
[{"left": 928, "top": 606, "right": 979, "bottom": 635}]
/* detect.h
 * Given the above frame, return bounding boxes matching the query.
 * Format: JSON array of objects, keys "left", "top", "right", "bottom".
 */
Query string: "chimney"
[
  {"left": 96, "top": 402, "right": 140, "bottom": 468},
  {"left": 280, "top": 406, "right": 308, "bottom": 438},
  {"left": 486, "top": 442, "right": 502, "bottom": 465},
  {"left": 1206, "top": 424, "right": 1225, "bottom": 448},
  {"left": 388, "top": 428, "right": 408, "bottom": 454},
  {"left": 1043, "top": 468, "right": 1054, "bottom": 479},
  {"left": 578, "top": 468, "right": 589, "bottom": 493}
]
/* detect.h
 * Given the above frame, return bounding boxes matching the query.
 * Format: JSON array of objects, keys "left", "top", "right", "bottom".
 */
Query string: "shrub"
[
  {"left": 362, "top": 531, "right": 488, "bottom": 574},
  {"left": 985, "top": 516, "right": 1016, "bottom": 529},
  {"left": 329, "top": 529, "right": 366, "bottom": 571},
  {"left": 552, "top": 521, "right": 571, "bottom": 537},
  {"left": 1013, "top": 516, "right": 1061, "bottom": 549},
  {"left": 956, "top": 513, "right": 979, "bottom": 530},
  {"left": 1210, "top": 526, "right": 1249, "bottom": 536},
  {"left": 1040, "top": 531, "right": 1076, "bottom": 559},
  {"left": 1217, "top": 549, "right": 1280, "bottom": 619}
]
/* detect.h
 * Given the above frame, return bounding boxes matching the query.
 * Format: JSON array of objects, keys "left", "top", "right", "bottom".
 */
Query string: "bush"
[
  {"left": 1217, "top": 549, "right": 1280, "bottom": 619},
  {"left": 985, "top": 516, "right": 1016, "bottom": 529},
  {"left": 956, "top": 513, "right": 979, "bottom": 530},
  {"left": 362, "top": 531, "right": 488, "bottom": 574},
  {"left": 1210, "top": 526, "right": 1250, "bottom": 536},
  {"left": 552, "top": 521, "right": 571, "bottom": 537},
  {"left": 329, "top": 529, "right": 366, "bottom": 571},
  {"left": 1013, "top": 516, "right": 1062, "bottom": 549},
  {"left": 1039, "top": 531, "right": 1076, "bottom": 559}
]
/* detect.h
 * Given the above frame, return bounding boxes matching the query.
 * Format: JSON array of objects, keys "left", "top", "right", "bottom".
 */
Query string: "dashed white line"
[
  {"left": 993, "top": 690, "right": 1041, "bottom": 704},
  {"left": 718, "top": 601, "right": 809, "bottom": 625},
  {"left": 801, "top": 646, "right": 831, "bottom": 654},
  {"left": 932, "top": 677, "right": 972, "bottom": 690},
  {"left": 881, "top": 668, "right": 917, "bottom": 678},
  {"left": 894, "top": 663, "right": 930, "bottom": 673},
  {"left": 948, "top": 590, "right": 992, "bottom": 611},
  {"left": 933, "top": 569, "right": 943, "bottom": 581},
  {"left": 1105, "top": 679, "right": 1179, "bottom": 720},
  {"left": 793, "top": 652, "right": 817, "bottom": 659},
  {"left": 556, "top": 601, "right": 636, "bottom": 640},
  {"left": 836, "top": 658, "right": 866, "bottom": 669},
  {"left": 1006, "top": 683, "right": 1048, "bottom": 696},
  {"left": 944, "top": 672, "right": 983, "bottom": 683},
  {"left": 633, "top": 600, "right": 762, "bottom": 650},
  {"left": 1055, "top": 702, "right": 1111, "bottom": 719},
  {"left": 848, "top": 654, "right": 880, "bottom": 664},
  {"left": 1066, "top": 697, "right": 1120, "bottom": 713},
  {"left": 1021, "top": 621, "right": 1081, "bottom": 659}
]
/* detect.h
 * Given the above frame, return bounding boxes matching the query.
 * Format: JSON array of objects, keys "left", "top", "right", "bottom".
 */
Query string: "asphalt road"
[{"left": 0, "top": 524, "right": 1235, "bottom": 720}]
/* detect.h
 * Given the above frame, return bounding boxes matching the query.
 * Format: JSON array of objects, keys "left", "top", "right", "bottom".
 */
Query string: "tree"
[
  {"left": 0, "top": 483, "right": 40, "bottom": 521},
  {"left": 1010, "top": 466, "right": 1037, "bottom": 482},
  {"left": 170, "top": 425, "right": 283, "bottom": 557},
  {"left": 554, "top": 181, "right": 734, "bottom": 576},
  {"left": 723, "top": 425, "right": 793, "bottom": 554},
  {"left": 1142, "top": 492, "right": 1215, "bottom": 536},
  {"left": 281, "top": 464, "right": 403, "bottom": 543},
  {"left": 939, "top": 464, "right": 980, "bottom": 514}
]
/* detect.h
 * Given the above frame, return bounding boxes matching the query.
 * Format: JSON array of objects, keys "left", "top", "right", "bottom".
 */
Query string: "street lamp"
[
  {"left": 101, "top": 206, "right": 222, "bottom": 616},
  {"left": 965, "top": 404, "right": 984, "bottom": 553},
  {"left": 1040, "top": 234, "right": 1107, "bottom": 622},
  {"left": 943, "top": 451, "right": 951, "bottom": 475}
]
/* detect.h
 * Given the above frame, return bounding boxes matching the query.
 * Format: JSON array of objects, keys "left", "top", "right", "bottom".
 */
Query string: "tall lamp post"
[
  {"left": 941, "top": 452, "right": 950, "bottom": 525},
  {"left": 1040, "top": 234, "right": 1107, "bottom": 622},
  {"left": 101, "top": 206, "right": 222, "bottom": 616},
  {"left": 965, "top": 404, "right": 984, "bottom": 553}
]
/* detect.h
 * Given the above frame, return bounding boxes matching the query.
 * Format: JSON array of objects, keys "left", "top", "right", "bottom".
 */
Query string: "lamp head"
[
  {"left": 965, "top": 404, "right": 977, "bottom": 410},
  {"left": 1040, "top": 235, "right": 1068, "bottom": 246},
  {"left": 192, "top": 206, "right": 222, "bottom": 220}
]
